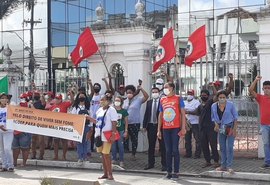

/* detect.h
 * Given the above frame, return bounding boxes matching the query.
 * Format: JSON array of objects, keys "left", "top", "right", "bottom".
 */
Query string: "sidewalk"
[{"left": 18, "top": 149, "right": 270, "bottom": 182}]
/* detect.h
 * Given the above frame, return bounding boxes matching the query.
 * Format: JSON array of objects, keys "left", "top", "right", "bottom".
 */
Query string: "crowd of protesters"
[{"left": 0, "top": 72, "right": 269, "bottom": 181}]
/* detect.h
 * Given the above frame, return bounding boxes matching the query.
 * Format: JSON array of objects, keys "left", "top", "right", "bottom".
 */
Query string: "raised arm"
[
  {"left": 107, "top": 73, "right": 115, "bottom": 95},
  {"left": 249, "top": 75, "right": 261, "bottom": 98},
  {"left": 88, "top": 79, "right": 94, "bottom": 99},
  {"left": 225, "top": 73, "right": 234, "bottom": 95},
  {"left": 138, "top": 85, "right": 149, "bottom": 104}
]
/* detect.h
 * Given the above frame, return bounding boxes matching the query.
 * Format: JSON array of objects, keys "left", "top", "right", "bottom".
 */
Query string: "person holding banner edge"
[{"left": 49, "top": 91, "right": 75, "bottom": 161}]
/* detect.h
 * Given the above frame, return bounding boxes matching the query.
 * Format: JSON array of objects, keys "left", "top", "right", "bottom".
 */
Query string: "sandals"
[{"left": 98, "top": 175, "right": 108, "bottom": 179}]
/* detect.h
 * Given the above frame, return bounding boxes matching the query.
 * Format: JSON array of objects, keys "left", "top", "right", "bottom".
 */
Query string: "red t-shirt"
[
  {"left": 256, "top": 94, "right": 270, "bottom": 125},
  {"left": 49, "top": 101, "right": 72, "bottom": 113},
  {"left": 159, "top": 95, "right": 184, "bottom": 129}
]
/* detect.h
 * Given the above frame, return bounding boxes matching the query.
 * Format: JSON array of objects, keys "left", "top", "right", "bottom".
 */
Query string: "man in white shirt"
[{"left": 184, "top": 89, "right": 201, "bottom": 159}]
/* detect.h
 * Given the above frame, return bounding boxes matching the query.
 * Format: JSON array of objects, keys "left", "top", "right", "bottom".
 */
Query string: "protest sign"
[{"left": 6, "top": 105, "right": 85, "bottom": 142}]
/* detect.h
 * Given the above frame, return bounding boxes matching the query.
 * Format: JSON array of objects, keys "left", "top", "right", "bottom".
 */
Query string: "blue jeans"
[
  {"left": 261, "top": 125, "right": 270, "bottom": 165},
  {"left": 163, "top": 128, "right": 180, "bottom": 173},
  {"left": 77, "top": 125, "right": 90, "bottom": 160},
  {"left": 111, "top": 130, "right": 125, "bottom": 162},
  {"left": 219, "top": 133, "right": 235, "bottom": 168}
]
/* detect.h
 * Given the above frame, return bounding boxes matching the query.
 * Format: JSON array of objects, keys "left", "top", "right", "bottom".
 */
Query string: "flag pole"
[{"left": 98, "top": 50, "right": 110, "bottom": 74}]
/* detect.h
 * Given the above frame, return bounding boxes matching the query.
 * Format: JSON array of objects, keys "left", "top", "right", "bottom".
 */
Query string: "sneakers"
[
  {"left": 119, "top": 162, "right": 124, "bottom": 168},
  {"left": 77, "top": 159, "right": 83, "bottom": 165},
  {"left": 171, "top": 174, "right": 179, "bottom": 180},
  {"left": 260, "top": 164, "right": 270, "bottom": 169},
  {"left": 164, "top": 173, "right": 172, "bottom": 179}
]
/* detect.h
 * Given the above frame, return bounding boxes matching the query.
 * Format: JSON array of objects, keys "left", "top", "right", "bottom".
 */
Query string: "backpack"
[{"left": 78, "top": 107, "right": 90, "bottom": 125}]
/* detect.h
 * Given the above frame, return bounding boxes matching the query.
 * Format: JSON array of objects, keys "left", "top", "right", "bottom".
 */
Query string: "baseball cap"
[
  {"left": 155, "top": 78, "right": 164, "bottom": 85},
  {"left": 20, "top": 93, "right": 28, "bottom": 99},
  {"left": 55, "top": 94, "right": 63, "bottom": 100},
  {"left": 214, "top": 81, "right": 221, "bottom": 86},
  {"left": 187, "top": 89, "right": 195, "bottom": 95}
]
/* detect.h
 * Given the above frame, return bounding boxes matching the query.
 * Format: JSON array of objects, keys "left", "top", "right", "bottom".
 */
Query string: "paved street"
[{"left": 0, "top": 167, "right": 269, "bottom": 185}]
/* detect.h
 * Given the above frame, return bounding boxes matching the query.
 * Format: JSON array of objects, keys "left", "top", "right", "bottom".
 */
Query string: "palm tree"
[{"left": 0, "top": 0, "right": 21, "bottom": 19}]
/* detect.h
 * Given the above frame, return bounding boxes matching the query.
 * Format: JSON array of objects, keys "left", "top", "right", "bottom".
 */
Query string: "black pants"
[
  {"left": 128, "top": 123, "right": 140, "bottom": 156},
  {"left": 147, "top": 123, "right": 166, "bottom": 168},
  {"left": 200, "top": 126, "right": 219, "bottom": 163},
  {"left": 185, "top": 124, "right": 201, "bottom": 157}
]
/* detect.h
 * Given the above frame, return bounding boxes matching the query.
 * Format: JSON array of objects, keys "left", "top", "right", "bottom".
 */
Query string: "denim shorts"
[{"left": 12, "top": 132, "right": 32, "bottom": 149}]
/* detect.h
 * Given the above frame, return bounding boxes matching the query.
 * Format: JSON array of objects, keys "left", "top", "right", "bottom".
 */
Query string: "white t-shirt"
[
  {"left": 90, "top": 94, "right": 102, "bottom": 119},
  {"left": 95, "top": 106, "right": 118, "bottom": 141},
  {"left": 184, "top": 98, "right": 200, "bottom": 125},
  {"left": 0, "top": 107, "right": 12, "bottom": 132}
]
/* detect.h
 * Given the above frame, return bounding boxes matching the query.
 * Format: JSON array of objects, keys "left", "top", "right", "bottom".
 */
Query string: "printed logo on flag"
[
  {"left": 185, "top": 41, "right": 193, "bottom": 57},
  {"left": 156, "top": 46, "right": 165, "bottom": 62},
  {"left": 79, "top": 46, "right": 84, "bottom": 58}
]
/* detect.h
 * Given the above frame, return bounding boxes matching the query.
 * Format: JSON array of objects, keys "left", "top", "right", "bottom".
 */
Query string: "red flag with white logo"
[
  {"left": 152, "top": 28, "right": 176, "bottom": 72},
  {"left": 184, "top": 25, "right": 206, "bottom": 67},
  {"left": 70, "top": 27, "right": 98, "bottom": 66}
]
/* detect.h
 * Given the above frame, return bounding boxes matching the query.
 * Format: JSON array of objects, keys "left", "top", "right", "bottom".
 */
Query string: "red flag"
[
  {"left": 152, "top": 28, "right": 176, "bottom": 72},
  {"left": 70, "top": 27, "right": 98, "bottom": 66},
  {"left": 185, "top": 25, "right": 206, "bottom": 67}
]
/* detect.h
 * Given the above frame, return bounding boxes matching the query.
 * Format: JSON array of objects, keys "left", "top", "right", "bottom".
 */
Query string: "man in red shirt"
[
  {"left": 249, "top": 76, "right": 270, "bottom": 169},
  {"left": 50, "top": 92, "right": 74, "bottom": 160}
]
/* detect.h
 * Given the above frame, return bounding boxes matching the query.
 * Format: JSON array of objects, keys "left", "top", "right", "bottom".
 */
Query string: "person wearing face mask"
[
  {"left": 71, "top": 92, "right": 94, "bottom": 163},
  {"left": 123, "top": 84, "right": 149, "bottom": 160},
  {"left": 0, "top": 93, "right": 14, "bottom": 172},
  {"left": 184, "top": 89, "right": 201, "bottom": 159},
  {"left": 157, "top": 82, "right": 186, "bottom": 180},
  {"left": 95, "top": 95, "right": 118, "bottom": 180},
  {"left": 211, "top": 90, "right": 238, "bottom": 173},
  {"left": 49, "top": 91, "right": 74, "bottom": 160},
  {"left": 111, "top": 96, "right": 128, "bottom": 167},
  {"left": 188, "top": 85, "right": 220, "bottom": 169},
  {"left": 31, "top": 91, "right": 46, "bottom": 160},
  {"left": 143, "top": 87, "right": 166, "bottom": 171},
  {"left": 249, "top": 76, "right": 270, "bottom": 169}
]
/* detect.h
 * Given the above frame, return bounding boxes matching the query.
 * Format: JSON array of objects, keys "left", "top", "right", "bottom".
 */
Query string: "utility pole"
[{"left": 23, "top": 0, "right": 42, "bottom": 89}]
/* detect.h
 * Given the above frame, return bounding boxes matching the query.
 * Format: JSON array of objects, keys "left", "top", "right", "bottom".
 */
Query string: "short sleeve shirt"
[
  {"left": 123, "top": 96, "right": 144, "bottom": 124},
  {"left": 256, "top": 94, "right": 270, "bottom": 125},
  {"left": 159, "top": 95, "right": 185, "bottom": 129},
  {"left": 50, "top": 101, "right": 72, "bottom": 113},
  {"left": 95, "top": 106, "right": 118, "bottom": 141},
  {"left": 116, "top": 109, "right": 129, "bottom": 131}
]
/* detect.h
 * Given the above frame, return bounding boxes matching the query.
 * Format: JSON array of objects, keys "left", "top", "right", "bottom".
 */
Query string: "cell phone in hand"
[{"left": 138, "top": 79, "right": 142, "bottom": 86}]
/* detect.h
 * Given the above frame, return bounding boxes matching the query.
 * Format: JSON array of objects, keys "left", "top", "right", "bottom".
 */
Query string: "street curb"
[
  {"left": 200, "top": 171, "right": 270, "bottom": 182},
  {"left": 19, "top": 159, "right": 270, "bottom": 182}
]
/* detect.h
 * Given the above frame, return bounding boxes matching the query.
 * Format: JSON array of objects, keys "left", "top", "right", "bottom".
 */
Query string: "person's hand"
[
  {"left": 86, "top": 131, "right": 92, "bottom": 141},
  {"left": 255, "top": 75, "right": 262, "bottom": 82},
  {"left": 0, "top": 125, "right": 7, "bottom": 132},
  {"left": 157, "top": 130, "right": 162, "bottom": 139},
  {"left": 231, "top": 128, "right": 237, "bottom": 137},
  {"left": 108, "top": 73, "right": 112, "bottom": 79},
  {"left": 124, "top": 131, "right": 128, "bottom": 138},
  {"left": 214, "top": 124, "right": 220, "bottom": 132},
  {"left": 87, "top": 79, "right": 92, "bottom": 84},
  {"left": 228, "top": 73, "right": 233, "bottom": 79},
  {"left": 137, "top": 85, "right": 142, "bottom": 90},
  {"left": 110, "top": 133, "right": 116, "bottom": 143},
  {"left": 178, "top": 128, "right": 186, "bottom": 137},
  {"left": 102, "top": 77, "right": 106, "bottom": 81}
]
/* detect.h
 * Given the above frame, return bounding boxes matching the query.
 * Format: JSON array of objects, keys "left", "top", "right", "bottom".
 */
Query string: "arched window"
[{"left": 111, "top": 63, "right": 124, "bottom": 91}]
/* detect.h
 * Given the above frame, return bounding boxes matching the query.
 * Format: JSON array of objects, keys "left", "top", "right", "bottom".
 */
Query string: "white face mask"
[
  {"left": 152, "top": 93, "right": 159, "bottom": 99},
  {"left": 114, "top": 101, "right": 121, "bottom": 107},
  {"left": 20, "top": 98, "right": 26, "bottom": 103},
  {"left": 156, "top": 84, "right": 163, "bottom": 91},
  {"left": 187, "top": 95, "right": 194, "bottom": 101},
  {"left": 163, "top": 88, "right": 170, "bottom": 96},
  {"left": 44, "top": 95, "right": 49, "bottom": 100}
]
